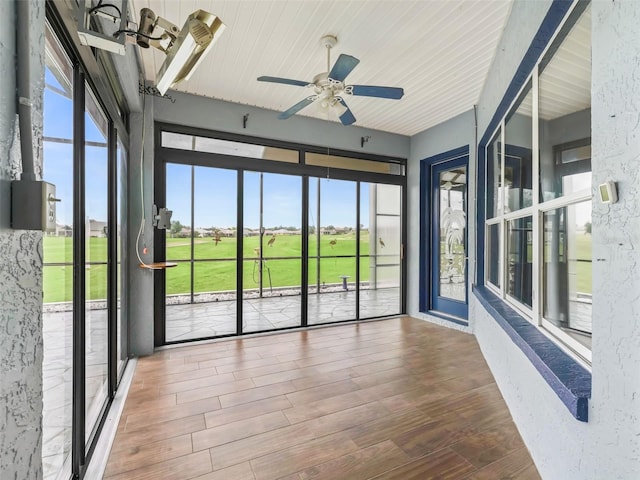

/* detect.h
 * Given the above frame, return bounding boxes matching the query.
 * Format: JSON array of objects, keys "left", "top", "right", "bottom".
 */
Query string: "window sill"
[{"left": 473, "top": 285, "right": 591, "bottom": 422}]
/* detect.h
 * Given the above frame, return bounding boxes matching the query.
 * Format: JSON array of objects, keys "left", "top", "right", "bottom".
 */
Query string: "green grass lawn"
[
  {"left": 575, "top": 234, "right": 592, "bottom": 294},
  {"left": 42, "top": 231, "right": 592, "bottom": 302},
  {"left": 44, "top": 233, "right": 374, "bottom": 301}
]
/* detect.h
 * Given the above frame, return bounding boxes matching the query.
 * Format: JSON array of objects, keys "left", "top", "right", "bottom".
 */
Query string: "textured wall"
[
  {"left": 589, "top": 0, "right": 640, "bottom": 476},
  {"left": 0, "top": 1, "right": 46, "bottom": 478},
  {"left": 128, "top": 97, "right": 156, "bottom": 356},
  {"left": 407, "top": 109, "right": 475, "bottom": 332}
]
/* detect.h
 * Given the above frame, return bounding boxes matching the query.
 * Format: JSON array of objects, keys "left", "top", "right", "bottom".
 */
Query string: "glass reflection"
[
  {"left": 505, "top": 83, "right": 533, "bottom": 212},
  {"left": 438, "top": 167, "right": 466, "bottom": 301},
  {"left": 487, "top": 129, "right": 502, "bottom": 218},
  {"left": 543, "top": 202, "right": 592, "bottom": 349},
  {"left": 539, "top": 5, "right": 591, "bottom": 202},
  {"left": 84, "top": 85, "right": 109, "bottom": 444},
  {"left": 42, "top": 30, "right": 74, "bottom": 476},
  {"left": 487, "top": 223, "right": 501, "bottom": 288},
  {"left": 506, "top": 216, "right": 533, "bottom": 308}
]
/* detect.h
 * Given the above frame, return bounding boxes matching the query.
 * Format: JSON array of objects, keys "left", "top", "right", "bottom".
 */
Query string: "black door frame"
[{"left": 154, "top": 123, "right": 407, "bottom": 346}]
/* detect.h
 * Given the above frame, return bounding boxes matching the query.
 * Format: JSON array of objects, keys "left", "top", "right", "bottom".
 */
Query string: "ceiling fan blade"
[
  {"left": 336, "top": 98, "right": 356, "bottom": 126},
  {"left": 349, "top": 85, "right": 404, "bottom": 100},
  {"left": 328, "top": 54, "right": 360, "bottom": 82},
  {"left": 257, "top": 76, "right": 309, "bottom": 87},
  {"left": 278, "top": 97, "right": 316, "bottom": 120}
]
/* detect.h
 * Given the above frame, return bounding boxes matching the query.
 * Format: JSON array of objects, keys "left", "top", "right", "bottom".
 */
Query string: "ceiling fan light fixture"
[
  {"left": 257, "top": 33, "right": 403, "bottom": 126},
  {"left": 332, "top": 99, "right": 348, "bottom": 116}
]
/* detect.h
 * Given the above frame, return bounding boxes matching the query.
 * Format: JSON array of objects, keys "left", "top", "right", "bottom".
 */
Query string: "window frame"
[{"left": 482, "top": 2, "right": 592, "bottom": 365}]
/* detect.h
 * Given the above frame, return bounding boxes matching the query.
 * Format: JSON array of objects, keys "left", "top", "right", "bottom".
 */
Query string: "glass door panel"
[
  {"left": 307, "top": 178, "right": 357, "bottom": 325},
  {"left": 431, "top": 159, "right": 468, "bottom": 319},
  {"left": 243, "top": 172, "right": 302, "bottom": 333},
  {"left": 359, "top": 183, "right": 402, "bottom": 319},
  {"left": 165, "top": 164, "right": 238, "bottom": 341},
  {"left": 192, "top": 166, "right": 237, "bottom": 340},
  {"left": 42, "top": 32, "right": 74, "bottom": 478},
  {"left": 165, "top": 163, "right": 193, "bottom": 341},
  {"left": 84, "top": 86, "right": 109, "bottom": 443}
]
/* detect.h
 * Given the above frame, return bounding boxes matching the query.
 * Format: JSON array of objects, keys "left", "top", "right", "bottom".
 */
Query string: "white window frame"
[{"left": 483, "top": 2, "right": 592, "bottom": 364}]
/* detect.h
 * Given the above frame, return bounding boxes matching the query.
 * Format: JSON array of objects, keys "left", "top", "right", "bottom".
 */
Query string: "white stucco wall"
[
  {"left": 0, "top": 1, "right": 46, "bottom": 478},
  {"left": 587, "top": 0, "right": 640, "bottom": 476}
]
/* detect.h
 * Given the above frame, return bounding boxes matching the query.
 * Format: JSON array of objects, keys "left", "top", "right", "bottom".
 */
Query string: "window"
[
  {"left": 162, "top": 131, "right": 299, "bottom": 163},
  {"left": 305, "top": 152, "right": 404, "bottom": 175},
  {"left": 43, "top": 17, "right": 129, "bottom": 480},
  {"left": 484, "top": 3, "right": 591, "bottom": 362}
]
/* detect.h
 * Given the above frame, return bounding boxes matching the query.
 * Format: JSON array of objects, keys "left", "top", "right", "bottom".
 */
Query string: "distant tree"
[
  {"left": 584, "top": 221, "right": 592, "bottom": 234},
  {"left": 326, "top": 225, "right": 335, "bottom": 230},
  {"left": 308, "top": 226, "right": 316, "bottom": 235},
  {"left": 170, "top": 220, "right": 183, "bottom": 237}
]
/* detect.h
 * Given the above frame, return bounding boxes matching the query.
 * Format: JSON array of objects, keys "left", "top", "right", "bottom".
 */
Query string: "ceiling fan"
[{"left": 257, "top": 35, "right": 404, "bottom": 126}]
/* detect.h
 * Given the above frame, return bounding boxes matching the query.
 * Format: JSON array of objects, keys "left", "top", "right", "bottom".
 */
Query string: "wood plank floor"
[{"left": 104, "top": 317, "right": 540, "bottom": 480}]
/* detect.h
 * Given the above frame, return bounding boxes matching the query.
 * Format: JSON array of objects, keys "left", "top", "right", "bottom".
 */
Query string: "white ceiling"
[{"left": 132, "top": 0, "right": 512, "bottom": 136}]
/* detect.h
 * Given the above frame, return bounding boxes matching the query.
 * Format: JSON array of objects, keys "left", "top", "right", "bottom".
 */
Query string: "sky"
[
  {"left": 167, "top": 164, "right": 369, "bottom": 229},
  {"left": 44, "top": 64, "right": 373, "bottom": 230},
  {"left": 44, "top": 67, "right": 110, "bottom": 226}
]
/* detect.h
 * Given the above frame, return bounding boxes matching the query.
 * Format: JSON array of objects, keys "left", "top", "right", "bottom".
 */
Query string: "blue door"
[{"left": 426, "top": 154, "right": 469, "bottom": 321}]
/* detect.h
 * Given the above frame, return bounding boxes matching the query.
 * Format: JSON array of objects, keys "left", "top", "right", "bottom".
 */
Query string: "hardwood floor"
[{"left": 104, "top": 317, "right": 540, "bottom": 480}]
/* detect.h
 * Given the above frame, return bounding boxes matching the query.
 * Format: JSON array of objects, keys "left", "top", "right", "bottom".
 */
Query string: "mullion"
[
  {"left": 190, "top": 165, "right": 195, "bottom": 304},
  {"left": 301, "top": 174, "right": 309, "bottom": 327},
  {"left": 237, "top": 169, "right": 244, "bottom": 335},
  {"left": 71, "top": 66, "right": 86, "bottom": 476},
  {"left": 107, "top": 122, "right": 117, "bottom": 396},
  {"left": 356, "top": 182, "right": 361, "bottom": 320}
]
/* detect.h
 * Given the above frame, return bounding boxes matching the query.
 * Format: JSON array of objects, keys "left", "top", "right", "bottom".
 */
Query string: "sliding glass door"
[
  {"left": 308, "top": 178, "right": 357, "bottom": 325},
  {"left": 156, "top": 128, "right": 405, "bottom": 344},
  {"left": 359, "top": 183, "right": 403, "bottom": 318},
  {"left": 165, "top": 164, "right": 238, "bottom": 341},
  {"left": 83, "top": 87, "right": 110, "bottom": 444},
  {"left": 43, "top": 20, "right": 128, "bottom": 480},
  {"left": 243, "top": 172, "right": 302, "bottom": 332}
]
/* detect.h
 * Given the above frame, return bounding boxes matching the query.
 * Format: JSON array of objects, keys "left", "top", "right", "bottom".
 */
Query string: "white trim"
[
  {"left": 504, "top": 206, "right": 535, "bottom": 221},
  {"left": 532, "top": 64, "right": 541, "bottom": 325},
  {"left": 486, "top": 279, "right": 501, "bottom": 297},
  {"left": 499, "top": 123, "right": 506, "bottom": 296},
  {"left": 542, "top": 319, "right": 592, "bottom": 364},
  {"left": 539, "top": 189, "right": 592, "bottom": 211},
  {"left": 505, "top": 292, "right": 534, "bottom": 319}
]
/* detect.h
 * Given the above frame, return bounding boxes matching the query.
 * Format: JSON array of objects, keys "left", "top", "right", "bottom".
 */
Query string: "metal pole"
[
  {"left": 316, "top": 178, "right": 321, "bottom": 293},
  {"left": 259, "top": 172, "right": 264, "bottom": 297}
]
